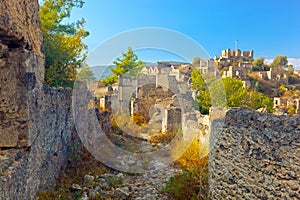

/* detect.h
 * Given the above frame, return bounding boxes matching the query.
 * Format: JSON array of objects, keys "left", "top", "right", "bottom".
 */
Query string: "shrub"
[
  {"left": 162, "top": 156, "right": 209, "bottom": 200},
  {"left": 149, "top": 130, "right": 177, "bottom": 145},
  {"left": 287, "top": 106, "right": 296, "bottom": 116},
  {"left": 107, "top": 177, "right": 124, "bottom": 187},
  {"left": 162, "top": 137, "right": 209, "bottom": 199},
  {"left": 132, "top": 112, "right": 146, "bottom": 126}
]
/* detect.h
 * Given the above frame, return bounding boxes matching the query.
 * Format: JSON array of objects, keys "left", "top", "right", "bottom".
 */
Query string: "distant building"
[
  {"left": 195, "top": 59, "right": 216, "bottom": 76},
  {"left": 214, "top": 48, "right": 254, "bottom": 67},
  {"left": 273, "top": 96, "right": 300, "bottom": 115}
]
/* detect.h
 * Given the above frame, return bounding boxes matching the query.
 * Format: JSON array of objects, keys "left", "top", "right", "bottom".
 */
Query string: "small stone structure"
[
  {"left": 209, "top": 108, "right": 300, "bottom": 199},
  {"left": 195, "top": 59, "right": 216, "bottom": 76},
  {"left": 162, "top": 106, "right": 182, "bottom": 133},
  {"left": 267, "top": 68, "right": 288, "bottom": 85},
  {"left": 273, "top": 96, "right": 300, "bottom": 115}
]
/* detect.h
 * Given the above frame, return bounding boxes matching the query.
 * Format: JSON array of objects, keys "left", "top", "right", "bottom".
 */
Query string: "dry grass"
[{"left": 36, "top": 144, "right": 110, "bottom": 200}]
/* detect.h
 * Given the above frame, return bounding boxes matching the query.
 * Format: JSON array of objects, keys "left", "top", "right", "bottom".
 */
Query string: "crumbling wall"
[
  {"left": 209, "top": 108, "right": 300, "bottom": 199},
  {"left": 0, "top": 0, "right": 77, "bottom": 199},
  {"left": 0, "top": 0, "right": 43, "bottom": 57},
  {"left": 0, "top": 87, "right": 75, "bottom": 199}
]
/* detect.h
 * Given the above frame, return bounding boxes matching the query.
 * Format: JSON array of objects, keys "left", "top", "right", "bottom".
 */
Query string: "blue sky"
[{"left": 68, "top": 0, "right": 300, "bottom": 66}]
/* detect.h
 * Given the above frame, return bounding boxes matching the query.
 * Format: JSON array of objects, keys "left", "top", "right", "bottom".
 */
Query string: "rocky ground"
[
  {"left": 72, "top": 164, "right": 181, "bottom": 200},
  {"left": 37, "top": 131, "right": 182, "bottom": 200},
  {"left": 75, "top": 134, "right": 181, "bottom": 200}
]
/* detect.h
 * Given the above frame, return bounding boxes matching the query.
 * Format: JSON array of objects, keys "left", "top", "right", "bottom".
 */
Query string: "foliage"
[
  {"left": 271, "top": 55, "right": 288, "bottom": 68},
  {"left": 196, "top": 90, "right": 212, "bottom": 114},
  {"left": 163, "top": 137, "right": 209, "bottom": 200},
  {"left": 191, "top": 70, "right": 274, "bottom": 113},
  {"left": 246, "top": 90, "right": 274, "bottom": 113},
  {"left": 192, "top": 56, "right": 201, "bottom": 67},
  {"left": 287, "top": 106, "right": 296, "bottom": 116},
  {"left": 162, "top": 163, "right": 208, "bottom": 200},
  {"left": 102, "top": 47, "right": 144, "bottom": 85},
  {"left": 279, "top": 84, "right": 288, "bottom": 92},
  {"left": 107, "top": 177, "right": 124, "bottom": 187},
  {"left": 287, "top": 64, "right": 294, "bottom": 74},
  {"left": 40, "top": 0, "right": 89, "bottom": 87},
  {"left": 132, "top": 112, "right": 146, "bottom": 126},
  {"left": 217, "top": 77, "right": 247, "bottom": 107},
  {"left": 76, "top": 65, "right": 96, "bottom": 84},
  {"left": 252, "top": 57, "right": 269, "bottom": 71},
  {"left": 36, "top": 144, "right": 110, "bottom": 200},
  {"left": 191, "top": 69, "right": 211, "bottom": 114},
  {"left": 150, "top": 130, "right": 177, "bottom": 145},
  {"left": 174, "top": 138, "right": 202, "bottom": 170},
  {"left": 110, "top": 112, "right": 149, "bottom": 137},
  {"left": 191, "top": 69, "right": 206, "bottom": 90}
]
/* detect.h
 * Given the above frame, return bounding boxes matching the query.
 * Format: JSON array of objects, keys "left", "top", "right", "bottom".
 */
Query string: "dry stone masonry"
[
  {"left": 0, "top": 0, "right": 77, "bottom": 199},
  {"left": 1, "top": 0, "right": 299, "bottom": 199},
  {"left": 209, "top": 108, "right": 300, "bottom": 199}
]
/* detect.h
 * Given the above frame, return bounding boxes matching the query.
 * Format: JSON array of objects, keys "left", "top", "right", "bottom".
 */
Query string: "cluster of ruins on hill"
[{"left": 89, "top": 48, "right": 300, "bottom": 124}]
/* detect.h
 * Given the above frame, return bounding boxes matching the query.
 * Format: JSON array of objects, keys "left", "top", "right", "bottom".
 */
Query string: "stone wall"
[
  {"left": 209, "top": 108, "right": 300, "bottom": 199},
  {"left": 0, "top": 0, "right": 43, "bottom": 57},
  {"left": 0, "top": 0, "right": 78, "bottom": 199},
  {"left": 0, "top": 87, "right": 76, "bottom": 199}
]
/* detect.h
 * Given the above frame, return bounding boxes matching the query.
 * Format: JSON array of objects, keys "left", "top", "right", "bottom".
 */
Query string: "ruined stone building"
[
  {"left": 257, "top": 68, "right": 289, "bottom": 85},
  {"left": 141, "top": 62, "right": 180, "bottom": 80},
  {"left": 90, "top": 60, "right": 204, "bottom": 139},
  {"left": 221, "top": 62, "right": 252, "bottom": 87},
  {"left": 266, "top": 67, "right": 289, "bottom": 85},
  {"left": 273, "top": 96, "right": 300, "bottom": 115},
  {"left": 214, "top": 48, "right": 254, "bottom": 67},
  {"left": 194, "top": 59, "right": 217, "bottom": 76},
  {"left": 213, "top": 48, "right": 254, "bottom": 87}
]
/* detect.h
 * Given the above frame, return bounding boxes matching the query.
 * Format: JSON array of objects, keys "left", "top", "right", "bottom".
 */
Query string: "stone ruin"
[
  {"left": 98, "top": 66, "right": 206, "bottom": 140},
  {"left": 209, "top": 108, "right": 300, "bottom": 199},
  {"left": 0, "top": 1, "right": 77, "bottom": 199},
  {"left": 1, "top": 1, "right": 298, "bottom": 198}
]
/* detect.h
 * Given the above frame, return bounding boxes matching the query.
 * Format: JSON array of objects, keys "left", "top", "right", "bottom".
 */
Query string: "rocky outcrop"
[{"left": 209, "top": 108, "right": 300, "bottom": 199}]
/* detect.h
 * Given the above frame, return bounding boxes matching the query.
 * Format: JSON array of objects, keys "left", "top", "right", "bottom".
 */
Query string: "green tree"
[
  {"left": 191, "top": 74, "right": 274, "bottom": 114},
  {"left": 271, "top": 55, "right": 288, "bottom": 68},
  {"left": 39, "top": 0, "right": 89, "bottom": 87},
  {"left": 252, "top": 57, "right": 269, "bottom": 71},
  {"left": 76, "top": 65, "right": 96, "bottom": 84},
  {"left": 191, "top": 69, "right": 206, "bottom": 90},
  {"left": 192, "top": 56, "right": 201, "bottom": 67},
  {"left": 191, "top": 69, "right": 211, "bottom": 114},
  {"left": 218, "top": 77, "right": 247, "bottom": 107},
  {"left": 102, "top": 47, "right": 144, "bottom": 85},
  {"left": 287, "top": 64, "right": 294, "bottom": 74},
  {"left": 246, "top": 90, "right": 274, "bottom": 113}
]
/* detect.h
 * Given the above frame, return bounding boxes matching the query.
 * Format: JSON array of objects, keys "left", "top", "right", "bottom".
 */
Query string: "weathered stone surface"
[
  {"left": 162, "top": 106, "right": 181, "bottom": 133},
  {"left": 0, "top": 0, "right": 78, "bottom": 199},
  {"left": 0, "top": 0, "right": 44, "bottom": 148},
  {"left": 0, "top": 47, "right": 44, "bottom": 148},
  {"left": 209, "top": 108, "right": 300, "bottom": 199},
  {"left": 0, "top": 0, "right": 43, "bottom": 57},
  {"left": 0, "top": 87, "right": 76, "bottom": 199}
]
